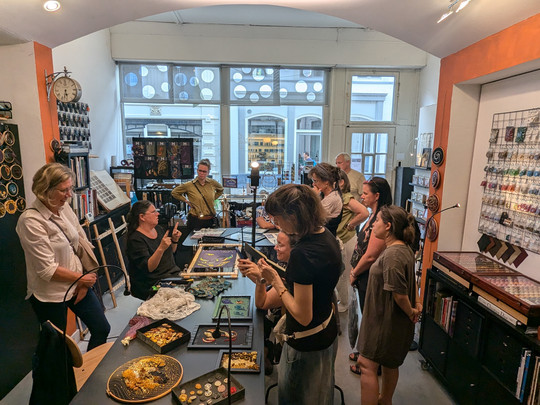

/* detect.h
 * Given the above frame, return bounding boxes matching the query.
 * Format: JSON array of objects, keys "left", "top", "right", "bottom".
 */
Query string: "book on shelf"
[
  {"left": 477, "top": 295, "right": 519, "bottom": 326},
  {"left": 517, "top": 349, "right": 532, "bottom": 401},
  {"left": 434, "top": 289, "right": 452, "bottom": 327},
  {"left": 448, "top": 300, "right": 459, "bottom": 337},
  {"left": 528, "top": 356, "right": 540, "bottom": 405}
]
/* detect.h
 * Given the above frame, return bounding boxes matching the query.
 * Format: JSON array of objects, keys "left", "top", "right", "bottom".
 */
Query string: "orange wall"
[
  {"left": 33, "top": 42, "right": 77, "bottom": 334},
  {"left": 33, "top": 42, "right": 59, "bottom": 163},
  {"left": 421, "top": 13, "right": 540, "bottom": 293}
]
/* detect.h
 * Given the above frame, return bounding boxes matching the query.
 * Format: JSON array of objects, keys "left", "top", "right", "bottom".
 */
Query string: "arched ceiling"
[{"left": 0, "top": 0, "right": 538, "bottom": 58}]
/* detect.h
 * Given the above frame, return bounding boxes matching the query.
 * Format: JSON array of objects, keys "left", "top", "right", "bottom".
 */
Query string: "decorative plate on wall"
[
  {"left": 427, "top": 194, "right": 440, "bottom": 213},
  {"left": 426, "top": 218, "right": 439, "bottom": 242},
  {"left": 431, "top": 169, "right": 441, "bottom": 189},
  {"left": 432, "top": 147, "right": 445, "bottom": 166}
]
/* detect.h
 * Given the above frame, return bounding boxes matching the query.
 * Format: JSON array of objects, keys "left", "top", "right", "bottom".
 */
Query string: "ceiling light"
[
  {"left": 456, "top": 0, "right": 471, "bottom": 13},
  {"left": 437, "top": 11, "right": 453, "bottom": 23},
  {"left": 43, "top": 1, "right": 61, "bottom": 12},
  {"left": 437, "top": 0, "right": 472, "bottom": 23}
]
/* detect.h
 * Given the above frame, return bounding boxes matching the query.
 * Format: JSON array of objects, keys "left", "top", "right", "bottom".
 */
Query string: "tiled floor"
[{"left": 1, "top": 289, "right": 456, "bottom": 405}]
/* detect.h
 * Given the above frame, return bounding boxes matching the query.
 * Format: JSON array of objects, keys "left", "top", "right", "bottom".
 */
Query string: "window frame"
[{"left": 346, "top": 70, "right": 399, "bottom": 125}]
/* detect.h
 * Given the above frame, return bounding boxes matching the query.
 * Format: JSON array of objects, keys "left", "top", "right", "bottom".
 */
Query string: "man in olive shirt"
[
  {"left": 172, "top": 159, "right": 224, "bottom": 231},
  {"left": 335, "top": 152, "right": 366, "bottom": 202}
]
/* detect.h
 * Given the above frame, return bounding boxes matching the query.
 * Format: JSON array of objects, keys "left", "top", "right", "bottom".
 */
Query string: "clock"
[{"left": 52, "top": 76, "right": 82, "bottom": 103}]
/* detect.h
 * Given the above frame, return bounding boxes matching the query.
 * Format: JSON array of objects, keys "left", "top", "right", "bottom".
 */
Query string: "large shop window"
[
  {"left": 348, "top": 74, "right": 397, "bottom": 123},
  {"left": 119, "top": 64, "right": 327, "bottom": 186}
]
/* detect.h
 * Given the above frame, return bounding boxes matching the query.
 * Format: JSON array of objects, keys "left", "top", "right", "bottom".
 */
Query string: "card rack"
[
  {"left": 57, "top": 100, "right": 91, "bottom": 149},
  {"left": 478, "top": 107, "right": 540, "bottom": 254}
]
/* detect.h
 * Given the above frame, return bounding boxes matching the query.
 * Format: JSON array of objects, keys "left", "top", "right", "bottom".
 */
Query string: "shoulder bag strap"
[{"left": 192, "top": 181, "right": 215, "bottom": 215}]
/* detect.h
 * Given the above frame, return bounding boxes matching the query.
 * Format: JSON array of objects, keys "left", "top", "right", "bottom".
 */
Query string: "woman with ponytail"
[
  {"left": 354, "top": 205, "right": 422, "bottom": 405},
  {"left": 309, "top": 162, "right": 343, "bottom": 236}
]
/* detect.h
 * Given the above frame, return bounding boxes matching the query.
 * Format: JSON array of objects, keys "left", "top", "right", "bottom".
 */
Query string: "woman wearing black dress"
[{"left": 126, "top": 201, "right": 182, "bottom": 300}]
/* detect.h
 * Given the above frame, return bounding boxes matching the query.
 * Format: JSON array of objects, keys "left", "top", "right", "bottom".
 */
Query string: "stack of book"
[{"left": 527, "top": 355, "right": 540, "bottom": 404}]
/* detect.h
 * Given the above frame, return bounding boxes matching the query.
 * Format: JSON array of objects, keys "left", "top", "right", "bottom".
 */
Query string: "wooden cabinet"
[{"left": 419, "top": 252, "right": 540, "bottom": 404}]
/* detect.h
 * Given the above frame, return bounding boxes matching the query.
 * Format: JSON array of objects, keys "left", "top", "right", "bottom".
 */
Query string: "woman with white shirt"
[
  {"left": 309, "top": 162, "right": 343, "bottom": 236},
  {"left": 16, "top": 163, "right": 110, "bottom": 351}
]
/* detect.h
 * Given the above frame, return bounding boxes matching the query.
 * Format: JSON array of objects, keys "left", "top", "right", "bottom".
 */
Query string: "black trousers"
[{"left": 186, "top": 214, "right": 217, "bottom": 232}]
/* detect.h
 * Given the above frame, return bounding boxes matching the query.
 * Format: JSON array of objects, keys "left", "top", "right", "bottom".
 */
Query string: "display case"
[{"left": 420, "top": 251, "right": 540, "bottom": 405}]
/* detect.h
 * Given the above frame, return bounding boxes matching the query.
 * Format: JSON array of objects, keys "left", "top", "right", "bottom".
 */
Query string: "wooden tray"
[
  {"left": 215, "top": 350, "right": 261, "bottom": 373},
  {"left": 434, "top": 251, "right": 517, "bottom": 282},
  {"left": 212, "top": 295, "right": 253, "bottom": 322},
  {"left": 188, "top": 323, "right": 253, "bottom": 350},
  {"left": 106, "top": 355, "right": 183, "bottom": 403}
]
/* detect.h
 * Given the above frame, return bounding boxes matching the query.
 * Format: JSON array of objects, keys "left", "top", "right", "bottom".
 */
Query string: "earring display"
[
  {"left": 56, "top": 101, "right": 92, "bottom": 149},
  {"left": 478, "top": 107, "right": 540, "bottom": 255},
  {"left": 0, "top": 122, "right": 25, "bottom": 220}
]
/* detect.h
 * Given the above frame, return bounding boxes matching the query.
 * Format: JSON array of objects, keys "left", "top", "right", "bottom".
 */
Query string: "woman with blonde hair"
[{"left": 16, "top": 163, "right": 110, "bottom": 351}]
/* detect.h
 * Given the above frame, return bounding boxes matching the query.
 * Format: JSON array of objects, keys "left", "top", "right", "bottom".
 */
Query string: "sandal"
[
  {"left": 349, "top": 352, "right": 360, "bottom": 362},
  {"left": 350, "top": 364, "right": 362, "bottom": 375}
]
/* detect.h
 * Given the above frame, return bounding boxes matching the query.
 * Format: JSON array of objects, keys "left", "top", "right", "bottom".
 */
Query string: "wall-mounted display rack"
[{"left": 478, "top": 107, "right": 540, "bottom": 254}]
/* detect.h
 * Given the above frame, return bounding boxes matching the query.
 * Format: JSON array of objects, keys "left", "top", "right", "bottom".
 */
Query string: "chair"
[
  {"left": 73, "top": 341, "right": 114, "bottom": 390},
  {"left": 265, "top": 383, "right": 345, "bottom": 405}
]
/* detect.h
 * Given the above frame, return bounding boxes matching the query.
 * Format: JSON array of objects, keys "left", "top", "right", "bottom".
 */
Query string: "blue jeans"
[
  {"left": 278, "top": 337, "right": 338, "bottom": 405},
  {"left": 29, "top": 289, "right": 110, "bottom": 351}
]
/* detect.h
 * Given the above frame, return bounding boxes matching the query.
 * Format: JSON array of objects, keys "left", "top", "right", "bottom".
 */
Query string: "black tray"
[
  {"left": 216, "top": 350, "right": 261, "bottom": 373},
  {"left": 188, "top": 323, "right": 253, "bottom": 349},
  {"left": 136, "top": 318, "right": 191, "bottom": 354},
  {"left": 171, "top": 367, "right": 245, "bottom": 405}
]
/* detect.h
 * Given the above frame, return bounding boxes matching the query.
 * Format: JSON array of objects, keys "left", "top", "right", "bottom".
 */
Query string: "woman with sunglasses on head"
[
  {"left": 126, "top": 200, "right": 182, "bottom": 300},
  {"left": 356, "top": 205, "right": 421, "bottom": 405},
  {"left": 309, "top": 162, "right": 343, "bottom": 236},
  {"left": 16, "top": 163, "right": 110, "bottom": 351},
  {"left": 253, "top": 184, "right": 341, "bottom": 405},
  {"left": 349, "top": 176, "right": 392, "bottom": 368}
]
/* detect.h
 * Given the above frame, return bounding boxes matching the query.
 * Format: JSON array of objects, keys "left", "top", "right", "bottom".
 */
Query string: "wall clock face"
[{"left": 53, "top": 76, "right": 82, "bottom": 103}]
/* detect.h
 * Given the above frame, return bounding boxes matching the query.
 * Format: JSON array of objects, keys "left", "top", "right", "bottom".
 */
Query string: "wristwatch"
[{"left": 258, "top": 277, "right": 267, "bottom": 285}]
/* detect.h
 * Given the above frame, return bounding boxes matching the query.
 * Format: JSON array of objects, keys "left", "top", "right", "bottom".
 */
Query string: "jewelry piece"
[
  {"left": 16, "top": 197, "right": 26, "bottom": 212},
  {"left": 3, "top": 130, "right": 15, "bottom": 146},
  {"left": 0, "top": 165, "right": 10, "bottom": 181},
  {"left": 258, "top": 277, "right": 266, "bottom": 285},
  {"left": 0, "top": 184, "right": 6, "bottom": 200},
  {"left": 4, "top": 199, "right": 16, "bottom": 214},
  {"left": 10, "top": 164, "right": 22, "bottom": 180},
  {"left": 279, "top": 288, "right": 288, "bottom": 299},
  {"left": 7, "top": 181, "right": 18, "bottom": 197},
  {"left": 0, "top": 202, "right": 5, "bottom": 218}
]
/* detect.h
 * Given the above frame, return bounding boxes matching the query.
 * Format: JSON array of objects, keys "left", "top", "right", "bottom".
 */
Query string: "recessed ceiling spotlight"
[
  {"left": 43, "top": 1, "right": 61, "bottom": 12},
  {"left": 456, "top": 0, "right": 471, "bottom": 13}
]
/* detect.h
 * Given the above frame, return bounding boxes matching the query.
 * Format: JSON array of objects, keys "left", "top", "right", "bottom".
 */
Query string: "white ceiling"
[{"left": 0, "top": 1, "right": 538, "bottom": 58}]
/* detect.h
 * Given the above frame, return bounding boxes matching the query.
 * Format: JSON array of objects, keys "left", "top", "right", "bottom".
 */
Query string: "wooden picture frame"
[{"left": 184, "top": 243, "right": 241, "bottom": 278}]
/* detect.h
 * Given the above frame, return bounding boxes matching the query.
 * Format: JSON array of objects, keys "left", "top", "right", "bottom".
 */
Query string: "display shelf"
[
  {"left": 420, "top": 253, "right": 540, "bottom": 405},
  {"left": 409, "top": 182, "right": 429, "bottom": 189}
]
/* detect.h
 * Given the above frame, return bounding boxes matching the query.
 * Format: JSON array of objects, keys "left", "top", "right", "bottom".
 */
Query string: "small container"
[{"left": 136, "top": 318, "right": 191, "bottom": 354}]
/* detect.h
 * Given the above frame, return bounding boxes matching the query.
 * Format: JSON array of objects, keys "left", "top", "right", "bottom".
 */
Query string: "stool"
[
  {"left": 74, "top": 341, "right": 114, "bottom": 390},
  {"left": 265, "top": 382, "right": 345, "bottom": 404}
]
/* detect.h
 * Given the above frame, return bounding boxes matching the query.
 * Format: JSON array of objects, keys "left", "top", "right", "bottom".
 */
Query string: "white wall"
[
  {"left": 0, "top": 42, "right": 46, "bottom": 201},
  {"left": 462, "top": 69, "right": 540, "bottom": 280},
  {"left": 53, "top": 29, "right": 121, "bottom": 171},
  {"left": 110, "top": 22, "right": 428, "bottom": 68},
  {"left": 418, "top": 54, "right": 440, "bottom": 109}
]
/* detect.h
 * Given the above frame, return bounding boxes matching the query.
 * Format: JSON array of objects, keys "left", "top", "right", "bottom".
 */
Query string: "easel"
[{"left": 92, "top": 215, "right": 129, "bottom": 308}]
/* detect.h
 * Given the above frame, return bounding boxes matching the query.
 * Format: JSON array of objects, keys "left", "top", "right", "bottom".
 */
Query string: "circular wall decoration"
[
  {"left": 3, "top": 130, "right": 15, "bottom": 146},
  {"left": 0, "top": 203, "right": 5, "bottom": 218},
  {"left": 0, "top": 131, "right": 4, "bottom": 147},
  {"left": 427, "top": 194, "right": 440, "bottom": 212},
  {"left": 4, "top": 199, "right": 16, "bottom": 215},
  {"left": 16, "top": 197, "right": 26, "bottom": 212},
  {"left": 432, "top": 147, "right": 445, "bottom": 166},
  {"left": 0, "top": 165, "right": 11, "bottom": 181},
  {"left": 3, "top": 147, "right": 15, "bottom": 164},
  {"left": 426, "top": 218, "right": 439, "bottom": 242},
  {"left": 0, "top": 184, "right": 7, "bottom": 200},
  {"left": 431, "top": 169, "right": 441, "bottom": 189},
  {"left": 7, "top": 181, "right": 18, "bottom": 197},
  {"left": 0, "top": 149, "right": 4, "bottom": 164},
  {"left": 10, "top": 164, "right": 22, "bottom": 180}
]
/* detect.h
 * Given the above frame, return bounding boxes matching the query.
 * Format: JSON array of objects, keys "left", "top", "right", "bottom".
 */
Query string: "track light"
[
  {"left": 43, "top": 1, "right": 61, "bottom": 12},
  {"left": 437, "top": 0, "right": 472, "bottom": 23},
  {"left": 456, "top": 0, "right": 471, "bottom": 13}
]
